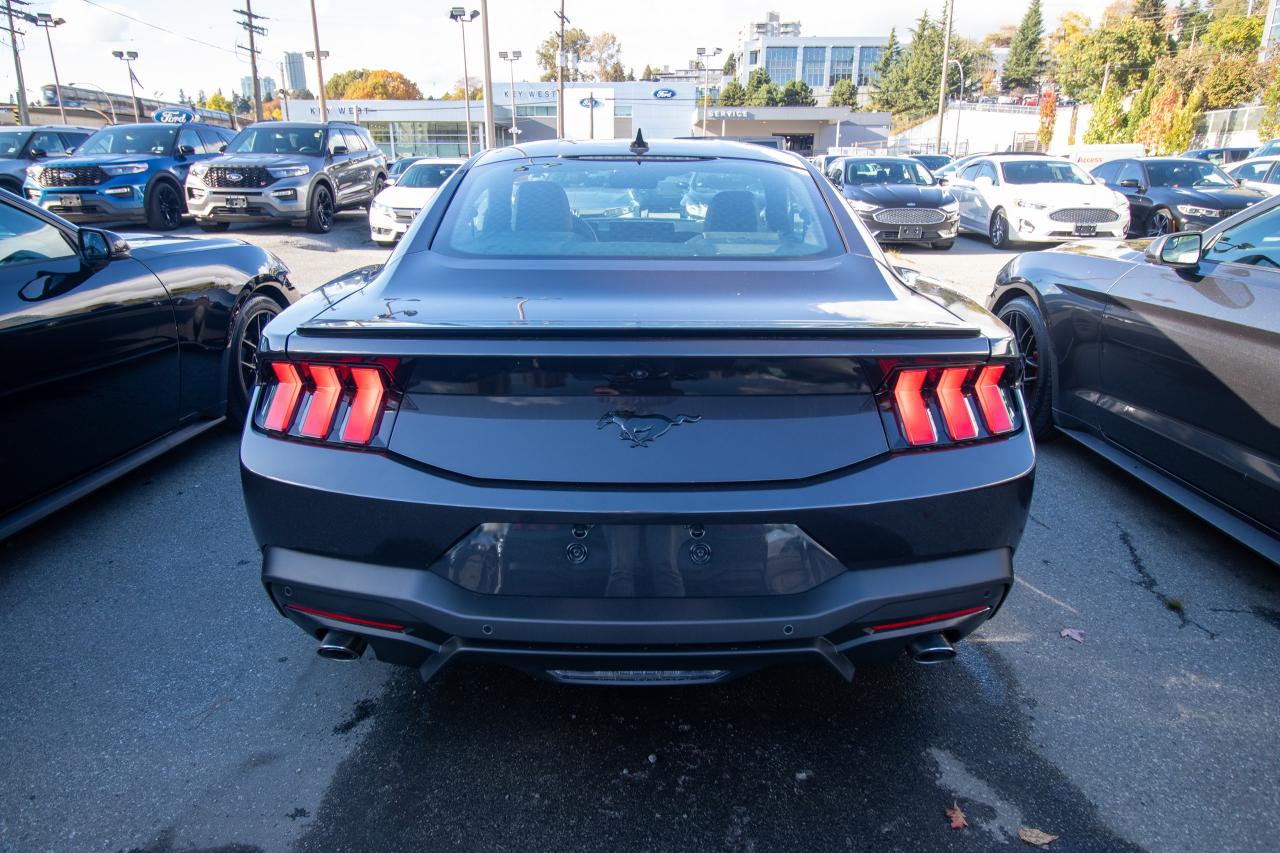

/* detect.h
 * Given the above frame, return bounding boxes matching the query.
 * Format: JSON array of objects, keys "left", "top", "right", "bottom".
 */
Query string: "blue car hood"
[{"left": 54, "top": 152, "right": 167, "bottom": 168}]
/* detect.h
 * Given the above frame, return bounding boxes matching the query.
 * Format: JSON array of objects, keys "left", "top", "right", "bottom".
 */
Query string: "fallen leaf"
[
  {"left": 1060, "top": 628, "right": 1085, "bottom": 644},
  {"left": 945, "top": 801, "right": 968, "bottom": 830},
  {"left": 1019, "top": 826, "right": 1059, "bottom": 846}
]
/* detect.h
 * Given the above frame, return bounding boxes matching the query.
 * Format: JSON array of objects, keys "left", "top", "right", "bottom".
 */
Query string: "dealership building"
[{"left": 287, "top": 80, "right": 888, "bottom": 158}]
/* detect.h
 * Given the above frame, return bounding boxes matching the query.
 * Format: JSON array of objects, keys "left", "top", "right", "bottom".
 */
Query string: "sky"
[{"left": 2, "top": 0, "right": 1122, "bottom": 106}]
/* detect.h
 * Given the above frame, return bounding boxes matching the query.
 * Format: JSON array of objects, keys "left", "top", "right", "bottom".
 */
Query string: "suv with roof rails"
[
  {"left": 185, "top": 121, "right": 387, "bottom": 233},
  {"left": 0, "top": 125, "right": 94, "bottom": 196}
]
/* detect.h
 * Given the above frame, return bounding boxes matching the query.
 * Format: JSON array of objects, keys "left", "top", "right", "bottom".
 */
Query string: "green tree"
[
  {"left": 1083, "top": 85, "right": 1126, "bottom": 142},
  {"left": 718, "top": 79, "right": 747, "bottom": 106},
  {"left": 1199, "top": 54, "right": 1264, "bottom": 108},
  {"left": 536, "top": 27, "right": 592, "bottom": 81},
  {"left": 1125, "top": 73, "right": 1160, "bottom": 141},
  {"left": 1133, "top": 0, "right": 1166, "bottom": 22},
  {"left": 204, "top": 89, "right": 233, "bottom": 114},
  {"left": 746, "top": 81, "right": 783, "bottom": 106},
  {"left": 1165, "top": 86, "right": 1205, "bottom": 151},
  {"left": 1135, "top": 81, "right": 1182, "bottom": 152},
  {"left": 875, "top": 28, "right": 899, "bottom": 81},
  {"left": 640, "top": 64, "right": 655, "bottom": 81},
  {"left": 1202, "top": 13, "right": 1263, "bottom": 55},
  {"left": 1058, "top": 17, "right": 1168, "bottom": 100},
  {"left": 1259, "top": 62, "right": 1280, "bottom": 141},
  {"left": 746, "top": 67, "right": 772, "bottom": 95},
  {"left": 325, "top": 69, "right": 373, "bottom": 100},
  {"left": 1004, "top": 0, "right": 1046, "bottom": 91},
  {"left": 872, "top": 13, "right": 992, "bottom": 117},
  {"left": 780, "top": 79, "right": 817, "bottom": 106},
  {"left": 828, "top": 78, "right": 858, "bottom": 107},
  {"left": 602, "top": 60, "right": 628, "bottom": 82},
  {"left": 722, "top": 52, "right": 737, "bottom": 76}
]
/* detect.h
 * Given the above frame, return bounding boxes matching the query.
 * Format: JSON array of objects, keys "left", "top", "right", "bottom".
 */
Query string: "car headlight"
[
  {"left": 189, "top": 162, "right": 209, "bottom": 179},
  {"left": 101, "top": 163, "right": 148, "bottom": 176},
  {"left": 941, "top": 200, "right": 958, "bottom": 213},
  {"left": 1177, "top": 204, "right": 1223, "bottom": 218},
  {"left": 1014, "top": 198, "right": 1048, "bottom": 210},
  {"left": 268, "top": 164, "right": 310, "bottom": 178},
  {"left": 26, "top": 165, "right": 42, "bottom": 180},
  {"left": 371, "top": 202, "right": 392, "bottom": 217},
  {"left": 847, "top": 199, "right": 879, "bottom": 213}
]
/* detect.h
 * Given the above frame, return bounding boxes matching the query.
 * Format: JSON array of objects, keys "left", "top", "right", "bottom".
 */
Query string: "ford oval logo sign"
[
  {"left": 226, "top": 172, "right": 243, "bottom": 183},
  {"left": 153, "top": 107, "right": 196, "bottom": 125},
  {"left": 652, "top": 88, "right": 677, "bottom": 100},
  {"left": 579, "top": 97, "right": 602, "bottom": 108}
]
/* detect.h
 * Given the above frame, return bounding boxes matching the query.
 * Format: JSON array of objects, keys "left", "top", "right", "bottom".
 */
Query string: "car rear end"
[{"left": 241, "top": 142, "right": 1034, "bottom": 686}]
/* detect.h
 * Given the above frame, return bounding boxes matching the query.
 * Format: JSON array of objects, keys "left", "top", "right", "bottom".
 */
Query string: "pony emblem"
[{"left": 596, "top": 411, "right": 702, "bottom": 448}]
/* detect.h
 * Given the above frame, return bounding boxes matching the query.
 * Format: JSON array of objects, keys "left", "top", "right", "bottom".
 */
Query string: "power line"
[{"left": 78, "top": 0, "right": 243, "bottom": 57}]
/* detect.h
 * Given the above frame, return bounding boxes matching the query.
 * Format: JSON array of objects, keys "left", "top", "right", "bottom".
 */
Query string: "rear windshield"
[
  {"left": 1000, "top": 160, "right": 1093, "bottom": 185},
  {"left": 399, "top": 162, "right": 459, "bottom": 188},
  {"left": 434, "top": 157, "right": 836, "bottom": 259},
  {"left": 226, "top": 125, "right": 325, "bottom": 155}
]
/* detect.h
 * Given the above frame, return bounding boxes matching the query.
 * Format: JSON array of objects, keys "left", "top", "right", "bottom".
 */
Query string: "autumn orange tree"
[
  {"left": 1133, "top": 82, "right": 1181, "bottom": 154},
  {"left": 343, "top": 71, "right": 423, "bottom": 100}
]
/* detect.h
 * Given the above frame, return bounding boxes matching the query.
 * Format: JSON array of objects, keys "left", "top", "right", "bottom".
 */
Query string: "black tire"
[
  {"left": 145, "top": 181, "right": 184, "bottom": 231},
  {"left": 306, "top": 183, "right": 335, "bottom": 234},
  {"left": 1148, "top": 207, "right": 1176, "bottom": 238},
  {"left": 989, "top": 208, "right": 1015, "bottom": 250},
  {"left": 996, "top": 295, "right": 1055, "bottom": 440},
  {"left": 931, "top": 238, "right": 955, "bottom": 250},
  {"left": 227, "top": 294, "right": 281, "bottom": 426},
  {"left": 368, "top": 174, "right": 387, "bottom": 208},
  {"left": 198, "top": 220, "right": 231, "bottom": 233},
  {"left": 0, "top": 179, "right": 22, "bottom": 197}
]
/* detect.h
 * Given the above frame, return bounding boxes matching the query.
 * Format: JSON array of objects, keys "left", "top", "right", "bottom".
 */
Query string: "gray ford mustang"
[
  {"left": 241, "top": 138, "right": 1034, "bottom": 687},
  {"left": 989, "top": 195, "right": 1280, "bottom": 564}
]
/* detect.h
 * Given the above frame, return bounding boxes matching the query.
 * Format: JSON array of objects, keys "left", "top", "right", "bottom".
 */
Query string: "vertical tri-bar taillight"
[
  {"left": 883, "top": 362, "right": 1017, "bottom": 449},
  {"left": 255, "top": 360, "right": 398, "bottom": 447}
]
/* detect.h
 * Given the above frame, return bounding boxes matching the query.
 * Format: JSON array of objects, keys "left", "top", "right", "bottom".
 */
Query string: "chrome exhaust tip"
[
  {"left": 317, "top": 630, "right": 367, "bottom": 662},
  {"left": 906, "top": 632, "right": 956, "bottom": 664}
]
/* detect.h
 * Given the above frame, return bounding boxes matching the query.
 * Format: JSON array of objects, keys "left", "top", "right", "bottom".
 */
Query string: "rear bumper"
[{"left": 263, "top": 544, "right": 1012, "bottom": 684}]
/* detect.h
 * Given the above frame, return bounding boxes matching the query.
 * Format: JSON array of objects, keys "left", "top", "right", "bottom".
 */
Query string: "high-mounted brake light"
[
  {"left": 975, "top": 365, "right": 1014, "bottom": 434},
  {"left": 893, "top": 368, "right": 935, "bottom": 446},
  {"left": 883, "top": 362, "right": 1019, "bottom": 450},
  {"left": 255, "top": 360, "right": 397, "bottom": 447}
]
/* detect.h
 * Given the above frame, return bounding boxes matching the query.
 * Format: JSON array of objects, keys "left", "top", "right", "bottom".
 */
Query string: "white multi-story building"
[{"left": 728, "top": 14, "right": 889, "bottom": 105}]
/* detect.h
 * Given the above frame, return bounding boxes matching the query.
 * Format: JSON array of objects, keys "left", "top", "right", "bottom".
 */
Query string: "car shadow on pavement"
[{"left": 295, "top": 648, "right": 1138, "bottom": 852}]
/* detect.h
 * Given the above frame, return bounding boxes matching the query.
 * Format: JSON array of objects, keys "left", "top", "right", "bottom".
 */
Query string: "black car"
[
  {"left": 826, "top": 156, "right": 958, "bottom": 249},
  {"left": 989, "top": 195, "right": 1280, "bottom": 563},
  {"left": 241, "top": 138, "right": 1034, "bottom": 687},
  {"left": 910, "top": 154, "right": 953, "bottom": 172},
  {"left": 1092, "top": 157, "right": 1267, "bottom": 236},
  {"left": 1182, "top": 147, "right": 1253, "bottom": 166},
  {"left": 0, "top": 192, "right": 296, "bottom": 539}
]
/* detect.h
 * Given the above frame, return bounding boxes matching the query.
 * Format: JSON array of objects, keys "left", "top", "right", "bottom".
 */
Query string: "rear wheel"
[
  {"left": 198, "top": 220, "right": 230, "bottom": 233},
  {"left": 1148, "top": 208, "right": 1176, "bottom": 237},
  {"left": 145, "top": 181, "right": 184, "bottom": 231},
  {"left": 989, "top": 209, "right": 1015, "bottom": 250},
  {"left": 996, "top": 296, "right": 1055, "bottom": 439},
  {"left": 227, "top": 294, "right": 281, "bottom": 426},
  {"left": 306, "top": 184, "right": 335, "bottom": 234},
  {"left": 368, "top": 174, "right": 386, "bottom": 207}
]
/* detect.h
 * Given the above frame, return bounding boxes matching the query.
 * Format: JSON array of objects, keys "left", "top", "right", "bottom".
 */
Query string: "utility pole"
[
  {"left": 1099, "top": 61, "right": 1112, "bottom": 98},
  {"left": 278, "top": 60, "right": 289, "bottom": 120},
  {"left": 554, "top": 1, "right": 567, "bottom": 138},
  {"left": 479, "top": 0, "right": 495, "bottom": 150},
  {"left": 2, "top": 0, "right": 30, "bottom": 124},
  {"left": 234, "top": 2, "right": 267, "bottom": 122},
  {"left": 950, "top": 58, "right": 965, "bottom": 155},
  {"left": 935, "top": 0, "right": 954, "bottom": 154},
  {"left": 307, "top": 0, "right": 327, "bottom": 121}
]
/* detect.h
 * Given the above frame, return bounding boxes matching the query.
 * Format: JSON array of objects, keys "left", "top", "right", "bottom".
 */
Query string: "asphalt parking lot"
[{"left": 1, "top": 216, "right": 1278, "bottom": 852}]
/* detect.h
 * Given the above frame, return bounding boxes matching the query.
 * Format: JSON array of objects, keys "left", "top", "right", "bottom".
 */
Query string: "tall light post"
[
  {"left": 307, "top": 0, "right": 327, "bottom": 121},
  {"left": 935, "top": 0, "right": 954, "bottom": 153},
  {"left": 478, "top": 0, "right": 495, "bottom": 150},
  {"left": 111, "top": 50, "right": 141, "bottom": 122},
  {"left": 696, "top": 47, "right": 722, "bottom": 137},
  {"left": 554, "top": 2, "right": 567, "bottom": 138},
  {"left": 498, "top": 50, "right": 522, "bottom": 145},
  {"left": 450, "top": 8, "right": 479, "bottom": 156},
  {"left": 70, "top": 82, "right": 117, "bottom": 124},
  {"left": 30, "top": 14, "right": 66, "bottom": 124},
  {"left": 949, "top": 58, "right": 965, "bottom": 155}
]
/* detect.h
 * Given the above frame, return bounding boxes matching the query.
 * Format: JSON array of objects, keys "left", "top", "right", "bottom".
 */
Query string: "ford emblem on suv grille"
[
  {"left": 59, "top": 171, "right": 77, "bottom": 181},
  {"left": 226, "top": 172, "right": 243, "bottom": 183}
]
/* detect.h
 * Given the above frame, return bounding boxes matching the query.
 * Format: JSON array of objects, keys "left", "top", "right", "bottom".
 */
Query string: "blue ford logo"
[
  {"left": 153, "top": 107, "right": 196, "bottom": 124},
  {"left": 652, "top": 88, "right": 677, "bottom": 100},
  {"left": 579, "top": 97, "right": 602, "bottom": 108},
  {"left": 226, "top": 172, "right": 243, "bottom": 183}
]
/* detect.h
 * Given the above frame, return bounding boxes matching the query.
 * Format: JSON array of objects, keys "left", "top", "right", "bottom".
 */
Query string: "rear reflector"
[
  {"left": 893, "top": 368, "right": 936, "bottom": 446},
  {"left": 286, "top": 603, "right": 405, "bottom": 632},
  {"left": 975, "top": 365, "right": 1014, "bottom": 434},
  {"left": 869, "top": 606, "right": 990, "bottom": 632},
  {"left": 264, "top": 362, "right": 303, "bottom": 432}
]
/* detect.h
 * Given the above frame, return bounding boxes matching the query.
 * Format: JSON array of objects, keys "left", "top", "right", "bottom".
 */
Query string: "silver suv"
[{"left": 185, "top": 121, "right": 387, "bottom": 233}]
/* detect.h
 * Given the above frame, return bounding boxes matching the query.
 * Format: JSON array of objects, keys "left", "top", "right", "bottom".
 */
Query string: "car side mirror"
[
  {"left": 1146, "top": 232, "right": 1201, "bottom": 269},
  {"left": 385, "top": 176, "right": 397, "bottom": 186},
  {"left": 178, "top": 144, "right": 196, "bottom": 156},
  {"left": 937, "top": 176, "right": 950, "bottom": 186},
  {"left": 30, "top": 148, "right": 47, "bottom": 159},
  {"left": 332, "top": 145, "right": 348, "bottom": 156},
  {"left": 63, "top": 147, "right": 76, "bottom": 155},
  {"left": 79, "top": 227, "right": 129, "bottom": 266},
  {"left": 1118, "top": 178, "right": 1141, "bottom": 189},
  {"left": 218, "top": 144, "right": 227, "bottom": 153}
]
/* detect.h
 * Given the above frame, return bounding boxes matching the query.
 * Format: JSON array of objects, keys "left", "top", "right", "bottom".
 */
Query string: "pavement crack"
[
  {"left": 1209, "top": 605, "right": 1280, "bottom": 632},
  {"left": 1115, "top": 523, "right": 1217, "bottom": 639},
  {"left": 1028, "top": 513, "right": 1051, "bottom": 530}
]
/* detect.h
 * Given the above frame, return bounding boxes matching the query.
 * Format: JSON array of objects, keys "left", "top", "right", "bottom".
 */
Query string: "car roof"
[
  {"left": 7, "top": 124, "right": 96, "bottom": 132},
  {"left": 473, "top": 137, "right": 807, "bottom": 168},
  {"left": 985, "top": 154, "right": 1069, "bottom": 163},
  {"left": 841, "top": 156, "right": 923, "bottom": 163}
]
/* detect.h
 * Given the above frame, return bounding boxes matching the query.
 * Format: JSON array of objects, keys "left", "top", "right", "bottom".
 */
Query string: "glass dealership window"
[
  {"left": 828, "top": 47, "right": 854, "bottom": 86},
  {"left": 764, "top": 46, "right": 798, "bottom": 85},
  {"left": 858, "top": 47, "right": 885, "bottom": 86},
  {"left": 802, "top": 46, "right": 827, "bottom": 88}
]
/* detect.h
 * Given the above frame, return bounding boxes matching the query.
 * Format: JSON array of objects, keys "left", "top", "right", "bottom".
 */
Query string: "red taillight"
[
  {"left": 975, "top": 365, "right": 1014, "bottom": 434},
  {"left": 342, "top": 367, "right": 387, "bottom": 444},
  {"left": 264, "top": 362, "right": 303, "bottom": 432},
  {"left": 893, "top": 368, "right": 936, "bottom": 446},
  {"left": 868, "top": 606, "right": 990, "bottom": 632},
  {"left": 285, "top": 603, "right": 405, "bottom": 632},
  {"left": 935, "top": 366, "right": 978, "bottom": 440},
  {"left": 256, "top": 360, "right": 397, "bottom": 446}
]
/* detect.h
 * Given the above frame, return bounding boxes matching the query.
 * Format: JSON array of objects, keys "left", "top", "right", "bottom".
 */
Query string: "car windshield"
[
  {"left": 0, "top": 131, "right": 28, "bottom": 158},
  {"left": 79, "top": 125, "right": 176, "bottom": 156},
  {"left": 226, "top": 126, "right": 325, "bottom": 155},
  {"left": 913, "top": 155, "right": 949, "bottom": 170},
  {"left": 1000, "top": 160, "right": 1093, "bottom": 185},
  {"left": 436, "top": 156, "right": 835, "bottom": 259},
  {"left": 1146, "top": 160, "right": 1234, "bottom": 188},
  {"left": 398, "top": 162, "right": 459, "bottom": 189},
  {"left": 844, "top": 159, "right": 934, "bottom": 186},
  {"left": 390, "top": 158, "right": 423, "bottom": 176}
]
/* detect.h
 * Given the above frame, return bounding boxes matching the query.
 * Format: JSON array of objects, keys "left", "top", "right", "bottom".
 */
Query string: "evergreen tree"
[
  {"left": 1134, "top": 0, "right": 1166, "bottom": 22},
  {"left": 872, "top": 12, "right": 942, "bottom": 116},
  {"left": 780, "top": 79, "right": 817, "bottom": 106},
  {"left": 1003, "top": 0, "right": 1046, "bottom": 91},
  {"left": 640, "top": 64, "right": 654, "bottom": 81},
  {"left": 746, "top": 81, "right": 783, "bottom": 106},
  {"left": 828, "top": 78, "right": 858, "bottom": 107},
  {"left": 875, "top": 28, "right": 899, "bottom": 81},
  {"left": 722, "top": 52, "right": 737, "bottom": 76},
  {"left": 746, "top": 67, "right": 772, "bottom": 95},
  {"left": 718, "top": 79, "right": 747, "bottom": 106}
]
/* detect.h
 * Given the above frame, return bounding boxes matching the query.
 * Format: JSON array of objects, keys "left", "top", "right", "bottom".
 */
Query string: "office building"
[{"left": 282, "top": 52, "right": 307, "bottom": 92}]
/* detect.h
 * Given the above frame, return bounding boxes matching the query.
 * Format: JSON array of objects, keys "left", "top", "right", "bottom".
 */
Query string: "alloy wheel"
[
  {"left": 237, "top": 307, "right": 276, "bottom": 404},
  {"left": 159, "top": 185, "right": 181, "bottom": 229},
  {"left": 1001, "top": 307, "right": 1040, "bottom": 402}
]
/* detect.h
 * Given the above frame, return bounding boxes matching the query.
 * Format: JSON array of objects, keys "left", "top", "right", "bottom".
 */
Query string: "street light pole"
[
  {"left": 450, "top": 9, "right": 479, "bottom": 157},
  {"left": 935, "top": 0, "right": 954, "bottom": 154},
  {"left": 31, "top": 14, "right": 66, "bottom": 124},
  {"left": 479, "top": 0, "right": 495, "bottom": 150},
  {"left": 2, "top": 0, "right": 30, "bottom": 125},
  {"left": 112, "top": 50, "right": 141, "bottom": 122},
  {"left": 696, "top": 47, "right": 721, "bottom": 137},
  {"left": 554, "top": 1, "right": 567, "bottom": 138},
  {"left": 949, "top": 58, "right": 964, "bottom": 155},
  {"left": 307, "top": 0, "right": 327, "bottom": 121},
  {"left": 499, "top": 50, "right": 522, "bottom": 145}
]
